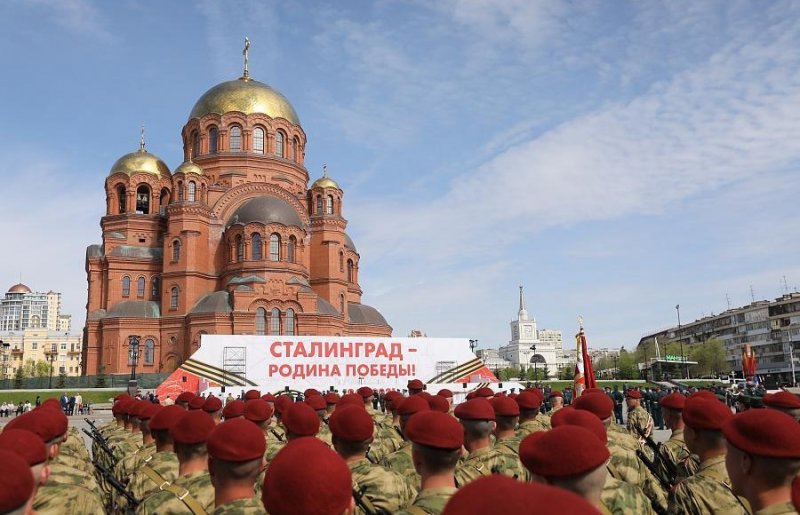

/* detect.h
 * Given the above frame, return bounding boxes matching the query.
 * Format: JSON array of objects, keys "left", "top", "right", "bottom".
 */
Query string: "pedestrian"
[{"left": 207, "top": 418, "right": 267, "bottom": 512}]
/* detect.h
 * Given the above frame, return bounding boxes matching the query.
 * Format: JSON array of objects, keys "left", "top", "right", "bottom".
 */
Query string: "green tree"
[
  {"left": 57, "top": 370, "right": 67, "bottom": 389},
  {"left": 24, "top": 359, "right": 51, "bottom": 378},
  {"left": 617, "top": 349, "right": 638, "bottom": 380},
  {"left": 690, "top": 337, "right": 729, "bottom": 378},
  {"left": 558, "top": 365, "right": 573, "bottom": 380},
  {"left": 14, "top": 366, "right": 25, "bottom": 389}
]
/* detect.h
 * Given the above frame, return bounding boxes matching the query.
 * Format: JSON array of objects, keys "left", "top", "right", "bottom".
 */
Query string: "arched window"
[
  {"left": 269, "top": 233, "right": 280, "bottom": 261},
  {"left": 287, "top": 236, "right": 296, "bottom": 263},
  {"left": 170, "top": 287, "right": 179, "bottom": 309},
  {"left": 255, "top": 307, "right": 267, "bottom": 335},
  {"left": 188, "top": 181, "right": 196, "bottom": 202},
  {"left": 144, "top": 339, "right": 155, "bottom": 365},
  {"left": 275, "top": 131, "right": 285, "bottom": 157},
  {"left": 116, "top": 185, "right": 127, "bottom": 213},
  {"left": 326, "top": 195, "right": 334, "bottom": 215},
  {"left": 285, "top": 308, "right": 295, "bottom": 335},
  {"left": 137, "top": 277, "right": 146, "bottom": 298},
  {"left": 160, "top": 188, "right": 170, "bottom": 208},
  {"left": 229, "top": 125, "right": 241, "bottom": 152},
  {"left": 339, "top": 294, "right": 345, "bottom": 315},
  {"left": 209, "top": 127, "right": 218, "bottom": 154},
  {"left": 136, "top": 185, "right": 150, "bottom": 214},
  {"left": 191, "top": 131, "right": 200, "bottom": 158},
  {"left": 172, "top": 240, "right": 181, "bottom": 262},
  {"left": 122, "top": 276, "right": 131, "bottom": 297},
  {"left": 293, "top": 137, "right": 299, "bottom": 161},
  {"left": 151, "top": 277, "right": 160, "bottom": 299},
  {"left": 236, "top": 235, "right": 244, "bottom": 262},
  {"left": 316, "top": 195, "right": 323, "bottom": 214},
  {"left": 253, "top": 127, "right": 265, "bottom": 154},
  {"left": 270, "top": 308, "right": 281, "bottom": 335},
  {"left": 252, "top": 233, "right": 262, "bottom": 260},
  {"left": 347, "top": 259, "right": 354, "bottom": 282},
  {"left": 177, "top": 181, "right": 184, "bottom": 201},
  {"left": 339, "top": 251, "right": 344, "bottom": 272}
]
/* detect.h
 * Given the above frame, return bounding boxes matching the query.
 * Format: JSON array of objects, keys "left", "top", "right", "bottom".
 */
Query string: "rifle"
[
  {"left": 270, "top": 428, "right": 285, "bottom": 443},
  {"left": 92, "top": 459, "right": 140, "bottom": 511},
  {"left": 634, "top": 451, "right": 670, "bottom": 515},
  {"left": 637, "top": 427, "right": 679, "bottom": 481},
  {"left": 353, "top": 485, "right": 388, "bottom": 515},
  {"left": 82, "top": 428, "right": 118, "bottom": 466}
]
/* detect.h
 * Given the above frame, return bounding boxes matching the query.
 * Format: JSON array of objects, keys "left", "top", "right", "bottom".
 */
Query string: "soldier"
[
  {"left": 243, "top": 389, "right": 261, "bottom": 402},
  {"left": 305, "top": 394, "right": 333, "bottom": 446},
  {"left": 222, "top": 399, "right": 245, "bottom": 420},
  {"left": 454, "top": 398, "right": 526, "bottom": 485},
  {"left": 723, "top": 409, "right": 800, "bottom": 514},
  {"left": 114, "top": 403, "right": 161, "bottom": 483},
  {"left": 549, "top": 390, "right": 564, "bottom": 413},
  {"left": 203, "top": 395, "right": 224, "bottom": 424},
  {"left": 441, "top": 474, "right": 600, "bottom": 515},
  {"left": 188, "top": 396, "right": 206, "bottom": 411},
  {"left": 330, "top": 404, "right": 415, "bottom": 513},
  {"left": 245, "top": 399, "right": 283, "bottom": 464},
  {"left": 667, "top": 396, "right": 750, "bottom": 515},
  {"left": 436, "top": 389, "right": 454, "bottom": 412},
  {"left": 0, "top": 450, "right": 36, "bottom": 515},
  {"left": 262, "top": 437, "right": 354, "bottom": 514},
  {"left": 659, "top": 392, "right": 699, "bottom": 480},
  {"left": 491, "top": 396, "right": 523, "bottom": 455},
  {"left": 368, "top": 391, "right": 405, "bottom": 463},
  {"left": 515, "top": 391, "right": 550, "bottom": 438},
  {"left": 137, "top": 410, "right": 216, "bottom": 514},
  {"left": 324, "top": 392, "right": 341, "bottom": 418},
  {"left": 625, "top": 389, "right": 654, "bottom": 445},
  {"left": 762, "top": 391, "right": 800, "bottom": 422},
  {"left": 611, "top": 386, "right": 624, "bottom": 425},
  {"left": 408, "top": 379, "right": 425, "bottom": 396},
  {"left": 175, "top": 391, "right": 196, "bottom": 409},
  {"left": 282, "top": 402, "right": 323, "bottom": 443},
  {"left": 357, "top": 387, "right": 381, "bottom": 420},
  {"left": 207, "top": 418, "right": 267, "bottom": 513},
  {"left": 384, "top": 395, "right": 431, "bottom": 491},
  {"left": 428, "top": 395, "right": 451, "bottom": 414},
  {"left": 0, "top": 429, "right": 49, "bottom": 511}
]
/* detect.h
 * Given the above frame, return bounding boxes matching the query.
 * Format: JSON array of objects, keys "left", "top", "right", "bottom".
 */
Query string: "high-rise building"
[{"left": 0, "top": 284, "right": 64, "bottom": 332}]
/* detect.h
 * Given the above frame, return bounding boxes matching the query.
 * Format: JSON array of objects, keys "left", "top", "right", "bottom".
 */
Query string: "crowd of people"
[{"left": 0, "top": 379, "right": 798, "bottom": 514}]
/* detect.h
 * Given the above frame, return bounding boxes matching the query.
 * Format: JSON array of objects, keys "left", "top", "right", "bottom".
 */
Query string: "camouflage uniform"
[
  {"left": 454, "top": 446, "right": 527, "bottom": 485},
  {"left": 53, "top": 448, "right": 95, "bottom": 476},
  {"left": 384, "top": 443, "right": 421, "bottom": 491},
  {"left": 120, "top": 450, "right": 180, "bottom": 511},
  {"left": 606, "top": 434, "right": 668, "bottom": 511},
  {"left": 48, "top": 460, "right": 102, "bottom": 494},
  {"left": 601, "top": 474, "right": 654, "bottom": 515},
  {"left": 658, "top": 428, "right": 698, "bottom": 481},
  {"left": 212, "top": 496, "right": 267, "bottom": 514},
  {"left": 33, "top": 482, "right": 106, "bottom": 515},
  {"left": 515, "top": 417, "right": 550, "bottom": 438},
  {"left": 395, "top": 487, "right": 458, "bottom": 515},
  {"left": 627, "top": 405, "right": 654, "bottom": 444},
  {"left": 116, "top": 441, "right": 157, "bottom": 482},
  {"left": 667, "top": 455, "right": 750, "bottom": 515},
  {"left": 494, "top": 433, "right": 523, "bottom": 456},
  {"left": 317, "top": 423, "right": 333, "bottom": 447},
  {"left": 350, "top": 457, "right": 416, "bottom": 513},
  {"left": 137, "top": 470, "right": 215, "bottom": 515},
  {"left": 751, "top": 502, "right": 797, "bottom": 514},
  {"left": 368, "top": 424, "right": 404, "bottom": 463},
  {"left": 63, "top": 426, "right": 90, "bottom": 461}
]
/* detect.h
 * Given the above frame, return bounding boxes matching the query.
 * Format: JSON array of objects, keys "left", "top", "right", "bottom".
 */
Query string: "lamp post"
[
  {"left": 47, "top": 344, "right": 57, "bottom": 389},
  {"left": 676, "top": 304, "right": 689, "bottom": 379},
  {"left": 530, "top": 344, "right": 537, "bottom": 380},
  {"left": 469, "top": 339, "right": 478, "bottom": 354},
  {"left": 613, "top": 355, "right": 618, "bottom": 380},
  {"left": 128, "top": 335, "right": 141, "bottom": 381},
  {"left": 0, "top": 340, "right": 9, "bottom": 388}
]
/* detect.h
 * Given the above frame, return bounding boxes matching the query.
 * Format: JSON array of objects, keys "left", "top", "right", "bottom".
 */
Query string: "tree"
[
  {"left": 57, "top": 370, "right": 67, "bottom": 389},
  {"left": 558, "top": 366, "right": 573, "bottom": 380},
  {"left": 14, "top": 366, "right": 25, "bottom": 389},
  {"left": 617, "top": 349, "right": 639, "bottom": 380},
  {"left": 690, "top": 337, "right": 729, "bottom": 377},
  {"left": 24, "top": 359, "right": 51, "bottom": 378}
]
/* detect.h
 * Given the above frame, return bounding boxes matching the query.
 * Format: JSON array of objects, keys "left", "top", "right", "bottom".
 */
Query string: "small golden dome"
[
  {"left": 311, "top": 177, "right": 340, "bottom": 190},
  {"left": 189, "top": 77, "right": 300, "bottom": 125},
  {"left": 8, "top": 283, "right": 31, "bottom": 294},
  {"left": 174, "top": 161, "right": 203, "bottom": 176},
  {"left": 109, "top": 149, "right": 171, "bottom": 179}
]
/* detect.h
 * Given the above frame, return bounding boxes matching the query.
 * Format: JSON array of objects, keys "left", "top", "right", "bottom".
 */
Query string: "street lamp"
[
  {"left": 530, "top": 344, "right": 537, "bottom": 380},
  {"left": 469, "top": 339, "right": 478, "bottom": 353},
  {"left": 612, "top": 355, "right": 618, "bottom": 380},
  {"left": 47, "top": 344, "right": 57, "bottom": 389},
  {"left": 128, "top": 335, "right": 141, "bottom": 381},
  {"left": 676, "top": 304, "right": 689, "bottom": 379}
]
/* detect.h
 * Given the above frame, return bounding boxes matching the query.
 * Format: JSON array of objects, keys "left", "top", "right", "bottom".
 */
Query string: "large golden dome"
[
  {"left": 109, "top": 149, "right": 171, "bottom": 178},
  {"left": 189, "top": 77, "right": 300, "bottom": 125}
]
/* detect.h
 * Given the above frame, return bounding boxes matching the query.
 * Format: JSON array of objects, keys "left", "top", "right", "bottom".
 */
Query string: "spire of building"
[
  {"left": 242, "top": 37, "right": 250, "bottom": 80},
  {"left": 519, "top": 285, "right": 528, "bottom": 321},
  {"left": 139, "top": 125, "right": 146, "bottom": 152}
]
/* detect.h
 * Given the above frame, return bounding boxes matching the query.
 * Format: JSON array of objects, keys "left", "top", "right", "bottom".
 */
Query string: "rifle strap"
[
  {"left": 162, "top": 484, "right": 208, "bottom": 515},
  {"left": 140, "top": 465, "right": 170, "bottom": 491}
]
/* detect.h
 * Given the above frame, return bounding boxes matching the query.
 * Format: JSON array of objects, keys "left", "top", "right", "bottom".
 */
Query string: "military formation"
[{"left": 0, "top": 380, "right": 799, "bottom": 514}]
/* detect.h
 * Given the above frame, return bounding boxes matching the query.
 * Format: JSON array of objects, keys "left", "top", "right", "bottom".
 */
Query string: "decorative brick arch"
[{"left": 212, "top": 182, "right": 311, "bottom": 227}]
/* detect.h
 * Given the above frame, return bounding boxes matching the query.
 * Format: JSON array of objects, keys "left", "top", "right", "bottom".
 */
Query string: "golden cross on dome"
[
  {"left": 322, "top": 164, "right": 328, "bottom": 177},
  {"left": 243, "top": 37, "right": 250, "bottom": 79},
  {"left": 139, "top": 125, "right": 146, "bottom": 151}
]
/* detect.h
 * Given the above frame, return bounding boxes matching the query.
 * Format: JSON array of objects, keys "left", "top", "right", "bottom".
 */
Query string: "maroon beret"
[
  {"left": 683, "top": 397, "right": 732, "bottom": 430},
  {"left": 397, "top": 396, "right": 431, "bottom": 417},
  {"left": 441, "top": 475, "right": 599, "bottom": 515},
  {"left": 283, "top": 402, "right": 320, "bottom": 437},
  {"left": 128, "top": 400, "right": 148, "bottom": 419},
  {"left": 574, "top": 392, "right": 614, "bottom": 420},
  {"left": 207, "top": 418, "right": 266, "bottom": 462},
  {"left": 222, "top": 399, "right": 245, "bottom": 419},
  {"left": 329, "top": 405, "right": 374, "bottom": 442},
  {"left": 408, "top": 379, "right": 425, "bottom": 390},
  {"left": 0, "top": 429, "right": 48, "bottom": 465},
  {"left": 689, "top": 390, "right": 718, "bottom": 401},
  {"left": 551, "top": 408, "right": 607, "bottom": 444},
  {"left": 175, "top": 392, "right": 196, "bottom": 404},
  {"left": 515, "top": 391, "right": 543, "bottom": 410},
  {"left": 428, "top": 395, "right": 450, "bottom": 413},
  {"left": 763, "top": 391, "right": 800, "bottom": 409},
  {"left": 5, "top": 409, "right": 67, "bottom": 443},
  {"left": 437, "top": 389, "right": 454, "bottom": 398},
  {"left": 466, "top": 392, "right": 476, "bottom": 400},
  {"left": 0, "top": 450, "right": 34, "bottom": 513},
  {"left": 188, "top": 396, "right": 206, "bottom": 410},
  {"left": 583, "top": 388, "right": 605, "bottom": 396},
  {"left": 202, "top": 395, "right": 223, "bottom": 413},
  {"left": 337, "top": 393, "right": 365, "bottom": 409},
  {"left": 491, "top": 396, "right": 521, "bottom": 417},
  {"left": 659, "top": 393, "right": 686, "bottom": 410},
  {"left": 139, "top": 403, "right": 163, "bottom": 421},
  {"left": 405, "top": 411, "right": 463, "bottom": 450},
  {"left": 244, "top": 389, "right": 261, "bottom": 401},
  {"left": 722, "top": 409, "right": 800, "bottom": 458},
  {"left": 41, "top": 398, "right": 61, "bottom": 410},
  {"left": 112, "top": 398, "right": 134, "bottom": 415},
  {"left": 356, "top": 386, "right": 374, "bottom": 399},
  {"left": 149, "top": 405, "right": 186, "bottom": 431},
  {"left": 114, "top": 393, "right": 131, "bottom": 402},
  {"left": 274, "top": 395, "right": 293, "bottom": 414},
  {"left": 520, "top": 426, "right": 610, "bottom": 478},
  {"left": 303, "top": 388, "right": 321, "bottom": 398},
  {"left": 244, "top": 399, "right": 274, "bottom": 423},
  {"left": 454, "top": 398, "right": 495, "bottom": 421},
  {"left": 263, "top": 438, "right": 352, "bottom": 515},
  {"left": 625, "top": 389, "right": 642, "bottom": 399},
  {"left": 475, "top": 387, "right": 494, "bottom": 398},
  {"left": 305, "top": 395, "right": 327, "bottom": 411},
  {"left": 261, "top": 393, "right": 276, "bottom": 403},
  {"left": 549, "top": 390, "right": 563, "bottom": 398},
  {"left": 323, "top": 392, "right": 340, "bottom": 405},
  {"left": 171, "top": 410, "right": 215, "bottom": 445}
]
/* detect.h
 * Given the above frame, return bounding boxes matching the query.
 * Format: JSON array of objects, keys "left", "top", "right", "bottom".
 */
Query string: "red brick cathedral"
[{"left": 83, "top": 63, "right": 392, "bottom": 376}]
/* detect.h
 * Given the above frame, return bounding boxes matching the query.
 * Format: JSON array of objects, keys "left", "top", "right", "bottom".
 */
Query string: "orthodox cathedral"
[{"left": 83, "top": 49, "right": 391, "bottom": 376}]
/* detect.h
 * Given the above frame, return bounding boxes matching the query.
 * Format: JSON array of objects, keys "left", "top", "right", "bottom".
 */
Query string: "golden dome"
[
  {"left": 174, "top": 161, "right": 203, "bottom": 176},
  {"left": 109, "top": 149, "right": 171, "bottom": 179},
  {"left": 312, "top": 177, "right": 340, "bottom": 190},
  {"left": 8, "top": 283, "right": 31, "bottom": 293},
  {"left": 189, "top": 77, "right": 300, "bottom": 125}
]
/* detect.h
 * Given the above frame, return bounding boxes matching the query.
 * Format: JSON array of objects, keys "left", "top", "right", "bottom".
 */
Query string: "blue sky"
[{"left": 2, "top": 0, "right": 800, "bottom": 352}]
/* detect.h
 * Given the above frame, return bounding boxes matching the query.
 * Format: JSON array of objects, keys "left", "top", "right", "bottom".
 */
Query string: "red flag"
[{"left": 579, "top": 329, "right": 597, "bottom": 390}]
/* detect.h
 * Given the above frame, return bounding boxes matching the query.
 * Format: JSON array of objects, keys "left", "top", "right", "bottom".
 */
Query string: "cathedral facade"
[{"left": 83, "top": 65, "right": 391, "bottom": 376}]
